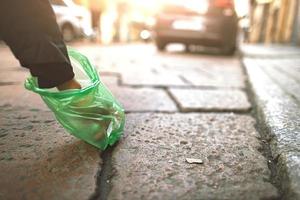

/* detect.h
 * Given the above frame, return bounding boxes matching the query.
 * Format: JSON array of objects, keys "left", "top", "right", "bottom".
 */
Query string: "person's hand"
[
  {"left": 58, "top": 79, "right": 111, "bottom": 141},
  {"left": 57, "top": 78, "right": 81, "bottom": 91}
]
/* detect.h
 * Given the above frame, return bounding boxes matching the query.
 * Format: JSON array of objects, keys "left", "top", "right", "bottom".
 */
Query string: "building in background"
[
  {"left": 74, "top": 0, "right": 132, "bottom": 43},
  {"left": 249, "top": 0, "right": 300, "bottom": 45}
]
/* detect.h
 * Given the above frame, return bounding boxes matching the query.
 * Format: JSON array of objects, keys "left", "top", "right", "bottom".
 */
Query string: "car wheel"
[
  {"left": 62, "top": 24, "right": 75, "bottom": 42},
  {"left": 156, "top": 40, "right": 166, "bottom": 51}
]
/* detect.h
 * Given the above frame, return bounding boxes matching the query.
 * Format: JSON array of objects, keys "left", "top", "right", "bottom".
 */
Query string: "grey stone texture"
[
  {"left": 112, "top": 87, "right": 177, "bottom": 112},
  {"left": 243, "top": 46, "right": 300, "bottom": 200},
  {"left": 240, "top": 44, "right": 300, "bottom": 58},
  {"left": 121, "top": 70, "right": 187, "bottom": 87},
  {"left": 0, "top": 68, "right": 28, "bottom": 84},
  {"left": 255, "top": 58, "right": 300, "bottom": 102},
  {"left": 108, "top": 113, "right": 278, "bottom": 200},
  {"left": 159, "top": 56, "right": 246, "bottom": 88},
  {"left": 0, "top": 106, "right": 100, "bottom": 200},
  {"left": 0, "top": 84, "right": 47, "bottom": 110},
  {"left": 169, "top": 88, "right": 251, "bottom": 112},
  {"left": 0, "top": 46, "right": 26, "bottom": 85},
  {"left": 0, "top": 45, "right": 20, "bottom": 69},
  {"left": 179, "top": 64, "right": 246, "bottom": 88}
]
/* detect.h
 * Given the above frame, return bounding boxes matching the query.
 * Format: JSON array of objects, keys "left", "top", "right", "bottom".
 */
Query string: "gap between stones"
[
  {"left": 90, "top": 144, "right": 117, "bottom": 200},
  {"left": 120, "top": 84, "right": 246, "bottom": 90},
  {"left": 240, "top": 58, "right": 283, "bottom": 199},
  {"left": 124, "top": 110, "right": 251, "bottom": 114},
  {"left": 0, "top": 81, "right": 20, "bottom": 86}
]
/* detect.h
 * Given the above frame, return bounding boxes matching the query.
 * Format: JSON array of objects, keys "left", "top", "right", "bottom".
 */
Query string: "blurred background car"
[
  {"left": 153, "top": 0, "right": 238, "bottom": 55},
  {"left": 50, "top": 0, "right": 94, "bottom": 42}
]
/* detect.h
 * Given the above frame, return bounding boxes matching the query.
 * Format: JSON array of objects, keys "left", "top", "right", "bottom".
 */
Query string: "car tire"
[
  {"left": 62, "top": 24, "right": 75, "bottom": 42},
  {"left": 155, "top": 39, "right": 166, "bottom": 51}
]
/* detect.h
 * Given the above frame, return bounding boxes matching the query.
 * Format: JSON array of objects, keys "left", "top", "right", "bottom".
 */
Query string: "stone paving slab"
[
  {"left": 120, "top": 61, "right": 245, "bottom": 88},
  {"left": 258, "top": 58, "right": 300, "bottom": 79},
  {"left": 0, "top": 106, "right": 100, "bottom": 200},
  {"left": 181, "top": 72, "right": 246, "bottom": 88},
  {"left": 108, "top": 113, "right": 278, "bottom": 200},
  {"left": 263, "top": 65, "right": 300, "bottom": 102},
  {"left": 0, "top": 84, "right": 48, "bottom": 110},
  {"left": 113, "top": 87, "right": 177, "bottom": 112},
  {"left": 0, "top": 68, "right": 28, "bottom": 84},
  {"left": 160, "top": 56, "right": 246, "bottom": 88},
  {"left": 121, "top": 70, "right": 186, "bottom": 87},
  {"left": 169, "top": 88, "right": 251, "bottom": 112},
  {"left": 241, "top": 44, "right": 300, "bottom": 58},
  {"left": 271, "top": 59, "right": 300, "bottom": 81},
  {"left": 0, "top": 46, "right": 20, "bottom": 70},
  {"left": 101, "top": 75, "right": 178, "bottom": 112},
  {"left": 178, "top": 67, "right": 245, "bottom": 88},
  {"left": 253, "top": 59, "right": 300, "bottom": 102},
  {"left": 244, "top": 58, "right": 300, "bottom": 200}
]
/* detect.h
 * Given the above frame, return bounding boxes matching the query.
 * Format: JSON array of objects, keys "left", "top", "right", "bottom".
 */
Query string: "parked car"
[
  {"left": 153, "top": 0, "right": 238, "bottom": 55},
  {"left": 50, "top": 0, "right": 94, "bottom": 42}
]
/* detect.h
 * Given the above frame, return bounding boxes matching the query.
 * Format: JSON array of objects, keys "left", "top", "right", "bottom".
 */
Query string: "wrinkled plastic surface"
[{"left": 24, "top": 49, "right": 125, "bottom": 150}]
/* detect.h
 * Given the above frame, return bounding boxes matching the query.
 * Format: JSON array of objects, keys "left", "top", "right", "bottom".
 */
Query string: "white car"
[{"left": 50, "top": 0, "right": 94, "bottom": 41}]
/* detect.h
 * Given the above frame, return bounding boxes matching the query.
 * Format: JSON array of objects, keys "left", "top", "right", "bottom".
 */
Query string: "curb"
[{"left": 241, "top": 53, "right": 300, "bottom": 200}]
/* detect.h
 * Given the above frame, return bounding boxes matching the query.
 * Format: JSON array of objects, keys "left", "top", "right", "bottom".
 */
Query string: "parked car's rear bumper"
[
  {"left": 154, "top": 16, "right": 238, "bottom": 48},
  {"left": 154, "top": 29, "right": 223, "bottom": 46}
]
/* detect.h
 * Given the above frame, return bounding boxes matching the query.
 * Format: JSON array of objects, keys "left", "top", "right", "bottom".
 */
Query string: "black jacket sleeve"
[{"left": 0, "top": 0, "right": 74, "bottom": 88}]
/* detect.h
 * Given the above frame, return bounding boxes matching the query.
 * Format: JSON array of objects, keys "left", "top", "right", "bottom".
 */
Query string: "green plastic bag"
[{"left": 24, "top": 49, "right": 125, "bottom": 150}]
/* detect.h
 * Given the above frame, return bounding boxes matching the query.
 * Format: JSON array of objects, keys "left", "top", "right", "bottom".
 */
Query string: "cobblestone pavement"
[{"left": 0, "top": 43, "right": 279, "bottom": 199}]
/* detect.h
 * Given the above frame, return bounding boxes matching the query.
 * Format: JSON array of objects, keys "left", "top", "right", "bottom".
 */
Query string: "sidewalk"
[
  {"left": 0, "top": 43, "right": 280, "bottom": 199},
  {"left": 241, "top": 44, "right": 300, "bottom": 200}
]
